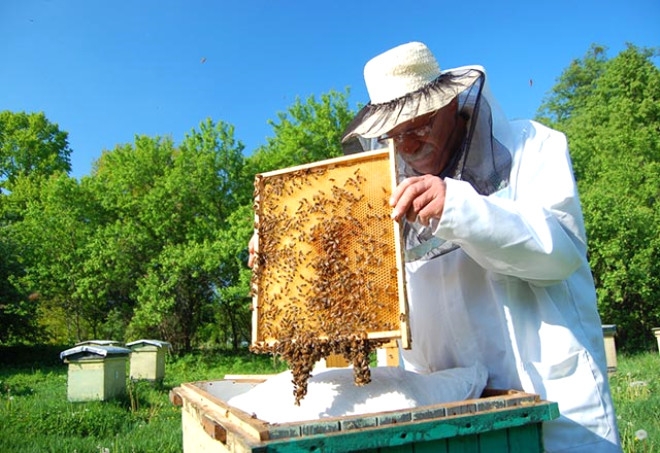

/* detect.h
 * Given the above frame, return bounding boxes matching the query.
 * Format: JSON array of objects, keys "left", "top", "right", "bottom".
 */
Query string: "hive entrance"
[{"left": 251, "top": 148, "right": 409, "bottom": 404}]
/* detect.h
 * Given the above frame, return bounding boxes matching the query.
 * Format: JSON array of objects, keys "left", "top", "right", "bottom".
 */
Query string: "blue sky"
[{"left": 1, "top": 0, "right": 658, "bottom": 179}]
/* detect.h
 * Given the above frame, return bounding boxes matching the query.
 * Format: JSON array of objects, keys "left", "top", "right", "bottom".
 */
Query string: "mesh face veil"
[{"left": 341, "top": 66, "right": 513, "bottom": 261}]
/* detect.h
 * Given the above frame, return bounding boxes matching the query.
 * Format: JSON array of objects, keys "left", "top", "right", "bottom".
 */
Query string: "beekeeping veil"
[{"left": 341, "top": 42, "right": 514, "bottom": 262}]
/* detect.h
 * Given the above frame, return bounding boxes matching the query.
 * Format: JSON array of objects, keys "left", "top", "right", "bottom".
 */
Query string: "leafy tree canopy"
[
  {"left": 247, "top": 89, "right": 354, "bottom": 174},
  {"left": 537, "top": 43, "right": 660, "bottom": 351},
  {"left": 0, "top": 111, "right": 72, "bottom": 192}
]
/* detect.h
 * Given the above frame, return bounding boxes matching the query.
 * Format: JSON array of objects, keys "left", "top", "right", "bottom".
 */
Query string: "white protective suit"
[
  {"left": 401, "top": 119, "right": 621, "bottom": 452},
  {"left": 342, "top": 64, "right": 622, "bottom": 452}
]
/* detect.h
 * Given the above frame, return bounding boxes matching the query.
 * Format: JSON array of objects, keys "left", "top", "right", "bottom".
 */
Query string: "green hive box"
[
  {"left": 170, "top": 377, "right": 559, "bottom": 453},
  {"left": 60, "top": 344, "right": 131, "bottom": 402},
  {"left": 126, "top": 339, "right": 171, "bottom": 381}
]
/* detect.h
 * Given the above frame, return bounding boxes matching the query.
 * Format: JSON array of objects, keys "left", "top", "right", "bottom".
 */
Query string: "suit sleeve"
[{"left": 435, "top": 121, "right": 588, "bottom": 283}]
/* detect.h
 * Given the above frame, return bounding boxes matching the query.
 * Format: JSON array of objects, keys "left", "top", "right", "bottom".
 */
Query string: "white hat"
[
  {"left": 364, "top": 42, "right": 441, "bottom": 104},
  {"left": 341, "top": 42, "right": 482, "bottom": 143}
]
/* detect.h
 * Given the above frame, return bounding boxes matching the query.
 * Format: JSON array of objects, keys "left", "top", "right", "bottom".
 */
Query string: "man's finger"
[{"left": 391, "top": 179, "right": 427, "bottom": 220}]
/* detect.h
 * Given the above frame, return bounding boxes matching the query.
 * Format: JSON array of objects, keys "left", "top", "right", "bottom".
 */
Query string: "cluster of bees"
[
  {"left": 251, "top": 332, "right": 387, "bottom": 405},
  {"left": 251, "top": 160, "right": 401, "bottom": 405}
]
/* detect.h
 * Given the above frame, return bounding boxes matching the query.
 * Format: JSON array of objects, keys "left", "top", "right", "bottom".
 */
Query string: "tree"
[
  {"left": 0, "top": 111, "right": 73, "bottom": 343},
  {"left": 537, "top": 43, "right": 660, "bottom": 351},
  {"left": 0, "top": 224, "right": 41, "bottom": 344},
  {"left": 0, "top": 111, "right": 72, "bottom": 192},
  {"left": 118, "top": 120, "right": 250, "bottom": 352},
  {"left": 247, "top": 89, "right": 355, "bottom": 174},
  {"left": 6, "top": 173, "right": 102, "bottom": 343},
  {"left": 211, "top": 204, "right": 254, "bottom": 350},
  {"left": 87, "top": 135, "right": 181, "bottom": 342}
]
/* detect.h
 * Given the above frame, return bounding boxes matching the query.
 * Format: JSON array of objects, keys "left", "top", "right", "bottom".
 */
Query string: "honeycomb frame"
[{"left": 251, "top": 146, "right": 410, "bottom": 350}]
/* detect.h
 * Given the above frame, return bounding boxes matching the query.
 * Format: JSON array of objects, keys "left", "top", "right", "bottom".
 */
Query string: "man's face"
[{"left": 381, "top": 99, "right": 461, "bottom": 175}]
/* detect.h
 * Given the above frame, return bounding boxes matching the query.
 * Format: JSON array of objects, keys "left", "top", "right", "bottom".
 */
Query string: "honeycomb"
[{"left": 250, "top": 148, "right": 410, "bottom": 403}]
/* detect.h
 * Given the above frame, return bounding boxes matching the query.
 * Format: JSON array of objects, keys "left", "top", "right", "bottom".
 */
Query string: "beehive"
[
  {"left": 60, "top": 344, "right": 131, "bottom": 402},
  {"left": 601, "top": 325, "right": 618, "bottom": 373},
  {"left": 126, "top": 339, "right": 171, "bottom": 381},
  {"left": 170, "top": 379, "right": 560, "bottom": 453},
  {"left": 251, "top": 147, "right": 409, "bottom": 402}
]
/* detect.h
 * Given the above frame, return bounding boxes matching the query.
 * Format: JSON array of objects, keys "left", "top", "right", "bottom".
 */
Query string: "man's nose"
[{"left": 396, "top": 138, "right": 421, "bottom": 155}]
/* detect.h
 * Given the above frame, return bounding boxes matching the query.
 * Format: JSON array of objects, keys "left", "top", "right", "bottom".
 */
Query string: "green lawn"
[
  {"left": 608, "top": 352, "right": 660, "bottom": 452},
  {"left": 0, "top": 345, "right": 657, "bottom": 452},
  {"left": 0, "top": 346, "right": 286, "bottom": 453}
]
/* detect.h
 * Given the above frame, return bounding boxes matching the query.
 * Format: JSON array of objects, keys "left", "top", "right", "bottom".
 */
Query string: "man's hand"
[
  {"left": 389, "top": 174, "right": 446, "bottom": 226},
  {"left": 247, "top": 233, "right": 258, "bottom": 268}
]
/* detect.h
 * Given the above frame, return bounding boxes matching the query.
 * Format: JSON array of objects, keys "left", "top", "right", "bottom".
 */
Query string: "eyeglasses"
[{"left": 380, "top": 113, "right": 437, "bottom": 144}]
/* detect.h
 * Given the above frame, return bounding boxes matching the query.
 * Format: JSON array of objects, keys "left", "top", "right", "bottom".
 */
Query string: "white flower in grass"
[
  {"left": 635, "top": 429, "right": 648, "bottom": 441},
  {"left": 629, "top": 380, "right": 648, "bottom": 388}
]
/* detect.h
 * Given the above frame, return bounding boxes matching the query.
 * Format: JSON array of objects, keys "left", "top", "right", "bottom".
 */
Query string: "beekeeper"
[{"left": 340, "top": 42, "right": 622, "bottom": 452}]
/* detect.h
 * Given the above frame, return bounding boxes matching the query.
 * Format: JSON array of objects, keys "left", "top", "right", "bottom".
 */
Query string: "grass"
[
  {"left": 609, "top": 352, "right": 660, "bottom": 452},
  {"left": 0, "top": 345, "right": 286, "bottom": 453},
  {"left": 0, "top": 345, "right": 657, "bottom": 452}
]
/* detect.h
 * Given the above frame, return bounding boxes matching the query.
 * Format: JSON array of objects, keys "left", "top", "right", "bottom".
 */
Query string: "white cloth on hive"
[{"left": 227, "top": 363, "right": 487, "bottom": 424}]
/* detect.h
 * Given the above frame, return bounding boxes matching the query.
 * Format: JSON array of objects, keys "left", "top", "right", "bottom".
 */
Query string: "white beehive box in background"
[
  {"left": 601, "top": 324, "right": 618, "bottom": 373},
  {"left": 126, "top": 339, "right": 172, "bottom": 381},
  {"left": 60, "top": 344, "right": 131, "bottom": 402}
]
